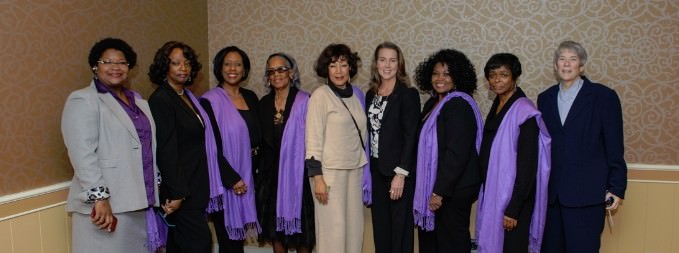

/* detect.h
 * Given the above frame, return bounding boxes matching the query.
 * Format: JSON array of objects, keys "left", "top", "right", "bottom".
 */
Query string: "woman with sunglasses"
[{"left": 256, "top": 53, "right": 315, "bottom": 253}]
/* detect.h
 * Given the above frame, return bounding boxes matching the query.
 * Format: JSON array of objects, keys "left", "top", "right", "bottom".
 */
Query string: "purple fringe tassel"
[
  {"left": 226, "top": 222, "right": 262, "bottom": 240},
  {"left": 413, "top": 210, "right": 435, "bottom": 231},
  {"left": 206, "top": 195, "right": 225, "bottom": 213},
  {"left": 362, "top": 188, "right": 372, "bottom": 206},
  {"left": 146, "top": 208, "right": 166, "bottom": 253},
  {"left": 276, "top": 217, "right": 302, "bottom": 235}
]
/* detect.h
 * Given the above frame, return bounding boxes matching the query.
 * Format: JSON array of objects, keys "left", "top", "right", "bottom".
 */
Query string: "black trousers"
[
  {"left": 370, "top": 158, "right": 415, "bottom": 253},
  {"left": 418, "top": 185, "right": 479, "bottom": 253},
  {"left": 166, "top": 208, "right": 212, "bottom": 253},
  {"left": 211, "top": 211, "right": 245, "bottom": 253}
]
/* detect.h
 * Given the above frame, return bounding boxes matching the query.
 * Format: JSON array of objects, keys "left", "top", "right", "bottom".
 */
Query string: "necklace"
[
  {"left": 273, "top": 109, "right": 284, "bottom": 125},
  {"left": 273, "top": 93, "right": 287, "bottom": 125},
  {"left": 176, "top": 89, "right": 185, "bottom": 96}
]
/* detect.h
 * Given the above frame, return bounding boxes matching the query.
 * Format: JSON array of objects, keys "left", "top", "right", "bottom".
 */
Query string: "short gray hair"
[{"left": 553, "top": 40, "right": 588, "bottom": 66}]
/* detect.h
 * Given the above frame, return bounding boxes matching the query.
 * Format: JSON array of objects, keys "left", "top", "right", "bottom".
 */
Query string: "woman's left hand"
[
  {"left": 91, "top": 199, "right": 114, "bottom": 231},
  {"left": 503, "top": 216, "right": 517, "bottom": 231},
  {"left": 162, "top": 198, "right": 183, "bottom": 215},
  {"left": 389, "top": 174, "right": 405, "bottom": 200},
  {"left": 428, "top": 193, "right": 442, "bottom": 211}
]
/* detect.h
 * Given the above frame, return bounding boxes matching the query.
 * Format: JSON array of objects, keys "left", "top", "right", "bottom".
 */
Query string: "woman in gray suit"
[{"left": 62, "top": 38, "right": 163, "bottom": 253}]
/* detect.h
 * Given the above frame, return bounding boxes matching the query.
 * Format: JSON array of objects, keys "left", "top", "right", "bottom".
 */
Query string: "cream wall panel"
[
  {"left": 1, "top": 181, "right": 679, "bottom": 253},
  {"left": 644, "top": 183, "right": 675, "bottom": 253},
  {"left": 0, "top": 220, "right": 12, "bottom": 253},
  {"left": 673, "top": 185, "right": 679, "bottom": 252},
  {"left": 615, "top": 182, "right": 647, "bottom": 252},
  {"left": 40, "top": 206, "right": 69, "bottom": 253},
  {"left": 11, "top": 212, "right": 42, "bottom": 253}
]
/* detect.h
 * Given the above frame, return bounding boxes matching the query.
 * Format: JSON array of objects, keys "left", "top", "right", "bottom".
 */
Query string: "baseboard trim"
[
  {"left": 0, "top": 181, "right": 70, "bottom": 205},
  {"left": 628, "top": 163, "right": 679, "bottom": 171}
]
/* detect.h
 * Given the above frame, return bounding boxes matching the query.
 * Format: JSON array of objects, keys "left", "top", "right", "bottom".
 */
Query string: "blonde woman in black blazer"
[{"left": 365, "top": 42, "right": 420, "bottom": 253}]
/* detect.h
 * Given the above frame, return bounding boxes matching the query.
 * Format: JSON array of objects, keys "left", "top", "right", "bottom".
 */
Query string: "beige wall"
[
  {"left": 208, "top": 0, "right": 679, "bottom": 165},
  {"left": 0, "top": 0, "right": 209, "bottom": 195}
]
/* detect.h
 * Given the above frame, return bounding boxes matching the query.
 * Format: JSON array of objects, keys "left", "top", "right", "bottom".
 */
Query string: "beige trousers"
[{"left": 311, "top": 168, "right": 364, "bottom": 253}]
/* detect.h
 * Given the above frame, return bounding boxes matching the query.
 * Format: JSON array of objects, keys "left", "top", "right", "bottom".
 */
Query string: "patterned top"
[{"left": 368, "top": 95, "right": 388, "bottom": 158}]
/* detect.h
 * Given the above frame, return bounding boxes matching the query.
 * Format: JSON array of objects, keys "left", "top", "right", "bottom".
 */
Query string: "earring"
[
  {"left": 92, "top": 66, "right": 97, "bottom": 72},
  {"left": 187, "top": 76, "right": 192, "bottom": 83}
]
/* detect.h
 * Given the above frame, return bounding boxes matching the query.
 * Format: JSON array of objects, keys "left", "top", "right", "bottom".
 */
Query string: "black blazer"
[
  {"left": 365, "top": 83, "right": 421, "bottom": 177},
  {"left": 537, "top": 76, "right": 627, "bottom": 207},
  {"left": 422, "top": 96, "right": 481, "bottom": 197},
  {"left": 149, "top": 83, "right": 209, "bottom": 210}
]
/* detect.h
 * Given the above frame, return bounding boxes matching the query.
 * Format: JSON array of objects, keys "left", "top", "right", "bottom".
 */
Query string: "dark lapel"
[
  {"left": 163, "top": 84, "right": 204, "bottom": 129},
  {"left": 542, "top": 84, "right": 562, "bottom": 131},
  {"left": 381, "top": 82, "right": 404, "bottom": 122},
  {"left": 562, "top": 77, "right": 593, "bottom": 129}
]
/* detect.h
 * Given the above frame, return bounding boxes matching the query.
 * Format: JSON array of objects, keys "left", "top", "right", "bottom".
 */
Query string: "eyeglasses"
[
  {"left": 97, "top": 60, "right": 129, "bottom": 67},
  {"left": 266, "top": 66, "right": 290, "bottom": 76}
]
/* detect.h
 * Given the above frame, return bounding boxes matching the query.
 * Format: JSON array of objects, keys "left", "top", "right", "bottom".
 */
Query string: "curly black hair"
[
  {"left": 148, "top": 41, "right": 202, "bottom": 86},
  {"left": 415, "top": 49, "right": 477, "bottom": 95},
  {"left": 483, "top": 53, "right": 522, "bottom": 81},
  {"left": 314, "top": 43, "right": 361, "bottom": 79},
  {"left": 88, "top": 38, "right": 137, "bottom": 69},
  {"left": 212, "top": 46, "right": 251, "bottom": 85}
]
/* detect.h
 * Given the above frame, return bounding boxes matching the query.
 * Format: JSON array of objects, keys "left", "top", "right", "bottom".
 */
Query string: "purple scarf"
[
  {"left": 413, "top": 91, "right": 482, "bottom": 231},
  {"left": 201, "top": 87, "right": 260, "bottom": 240},
  {"left": 276, "top": 91, "right": 310, "bottom": 235},
  {"left": 146, "top": 208, "right": 167, "bottom": 252},
  {"left": 475, "top": 97, "right": 551, "bottom": 253},
  {"left": 351, "top": 85, "right": 372, "bottom": 206}
]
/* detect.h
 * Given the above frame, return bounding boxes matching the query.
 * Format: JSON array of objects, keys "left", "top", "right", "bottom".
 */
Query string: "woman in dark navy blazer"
[
  {"left": 365, "top": 42, "right": 420, "bottom": 253},
  {"left": 537, "top": 41, "right": 627, "bottom": 253}
]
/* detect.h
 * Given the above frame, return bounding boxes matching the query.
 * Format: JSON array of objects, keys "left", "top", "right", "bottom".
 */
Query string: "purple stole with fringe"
[
  {"left": 275, "top": 90, "right": 310, "bottom": 235},
  {"left": 475, "top": 97, "right": 551, "bottom": 253},
  {"left": 201, "top": 87, "right": 260, "bottom": 240}
]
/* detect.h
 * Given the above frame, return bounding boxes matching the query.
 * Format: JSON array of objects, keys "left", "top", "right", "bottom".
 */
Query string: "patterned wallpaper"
[
  {"left": 208, "top": 0, "right": 679, "bottom": 165},
  {"left": 0, "top": 0, "right": 209, "bottom": 195},
  {"left": 2, "top": 0, "right": 678, "bottom": 196}
]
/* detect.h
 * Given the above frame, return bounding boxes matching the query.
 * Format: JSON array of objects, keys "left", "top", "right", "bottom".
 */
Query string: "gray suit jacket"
[{"left": 62, "top": 81, "right": 160, "bottom": 214}]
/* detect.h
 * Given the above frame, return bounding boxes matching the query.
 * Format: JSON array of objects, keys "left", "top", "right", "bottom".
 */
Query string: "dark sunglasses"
[{"left": 266, "top": 66, "right": 290, "bottom": 76}]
